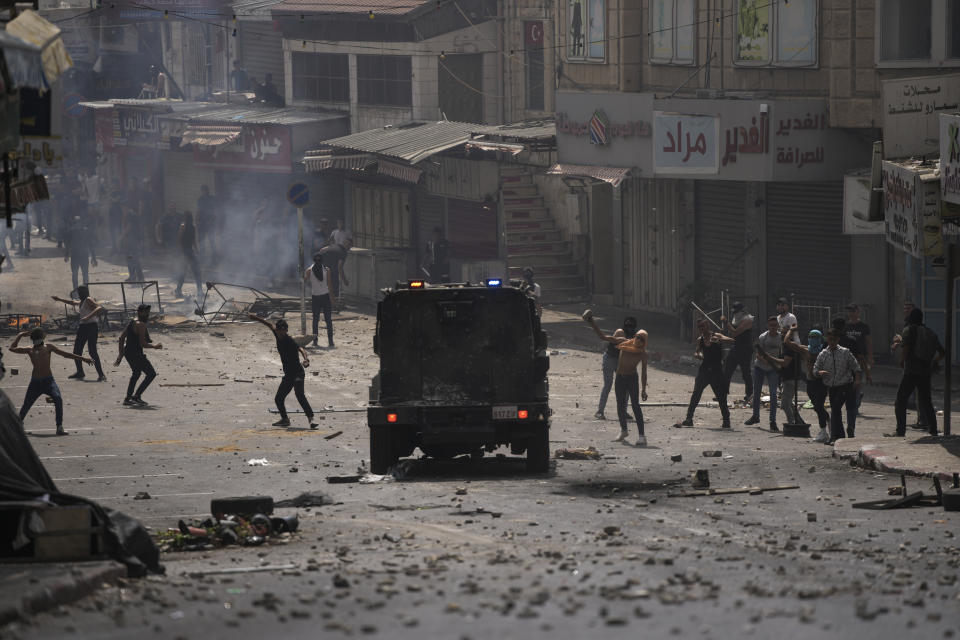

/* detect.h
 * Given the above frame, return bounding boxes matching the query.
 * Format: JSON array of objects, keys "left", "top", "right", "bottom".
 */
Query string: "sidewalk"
[
  {"left": 0, "top": 560, "right": 126, "bottom": 625},
  {"left": 833, "top": 434, "right": 960, "bottom": 484}
]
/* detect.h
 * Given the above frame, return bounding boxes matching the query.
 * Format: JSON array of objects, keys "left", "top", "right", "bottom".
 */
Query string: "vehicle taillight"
[
  {"left": 409, "top": 280, "right": 424, "bottom": 288},
  {"left": 387, "top": 413, "right": 398, "bottom": 423},
  {"left": 517, "top": 409, "right": 529, "bottom": 419}
]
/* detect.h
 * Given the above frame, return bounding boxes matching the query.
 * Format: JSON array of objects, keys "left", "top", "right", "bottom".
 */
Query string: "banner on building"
[
  {"left": 942, "top": 113, "right": 960, "bottom": 206},
  {"left": 882, "top": 160, "right": 943, "bottom": 258},
  {"left": 653, "top": 112, "right": 718, "bottom": 174}
]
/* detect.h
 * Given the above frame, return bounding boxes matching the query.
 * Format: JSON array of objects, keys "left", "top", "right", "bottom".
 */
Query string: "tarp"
[
  {"left": 0, "top": 390, "right": 163, "bottom": 576},
  {"left": 0, "top": 29, "right": 44, "bottom": 89},
  {"left": 5, "top": 10, "right": 73, "bottom": 87}
]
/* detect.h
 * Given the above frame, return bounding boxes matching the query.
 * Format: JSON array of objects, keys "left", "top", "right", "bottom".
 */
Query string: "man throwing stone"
[
  {"left": 249, "top": 314, "right": 318, "bottom": 429},
  {"left": 115, "top": 304, "right": 163, "bottom": 406},
  {"left": 682, "top": 319, "right": 733, "bottom": 429}
]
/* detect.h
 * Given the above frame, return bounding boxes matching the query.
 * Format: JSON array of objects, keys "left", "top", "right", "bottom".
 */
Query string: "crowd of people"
[{"left": 587, "top": 298, "right": 945, "bottom": 447}]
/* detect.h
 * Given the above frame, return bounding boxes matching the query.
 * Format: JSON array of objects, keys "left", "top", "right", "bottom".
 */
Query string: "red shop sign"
[{"left": 194, "top": 124, "right": 292, "bottom": 172}]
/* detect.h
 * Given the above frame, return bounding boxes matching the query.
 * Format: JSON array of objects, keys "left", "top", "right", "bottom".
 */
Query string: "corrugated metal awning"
[
  {"left": 303, "top": 153, "right": 375, "bottom": 172},
  {"left": 465, "top": 141, "right": 524, "bottom": 155},
  {"left": 546, "top": 163, "right": 632, "bottom": 187},
  {"left": 180, "top": 125, "right": 243, "bottom": 147},
  {"left": 377, "top": 160, "right": 422, "bottom": 183}
]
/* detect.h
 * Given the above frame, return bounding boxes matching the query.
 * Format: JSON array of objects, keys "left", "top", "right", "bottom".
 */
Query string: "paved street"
[{"left": 2, "top": 238, "right": 959, "bottom": 639}]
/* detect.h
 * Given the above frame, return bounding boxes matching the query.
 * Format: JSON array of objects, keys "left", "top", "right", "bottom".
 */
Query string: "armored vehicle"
[{"left": 367, "top": 279, "right": 550, "bottom": 473}]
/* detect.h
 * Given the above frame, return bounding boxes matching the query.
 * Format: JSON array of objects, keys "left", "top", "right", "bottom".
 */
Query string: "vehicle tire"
[
  {"left": 525, "top": 427, "right": 550, "bottom": 473},
  {"left": 210, "top": 496, "right": 274, "bottom": 518},
  {"left": 370, "top": 425, "right": 396, "bottom": 474}
]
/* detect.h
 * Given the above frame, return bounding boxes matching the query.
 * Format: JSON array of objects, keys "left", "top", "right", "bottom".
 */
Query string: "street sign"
[
  {"left": 63, "top": 93, "right": 87, "bottom": 118},
  {"left": 287, "top": 182, "right": 310, "bottom": 207}
]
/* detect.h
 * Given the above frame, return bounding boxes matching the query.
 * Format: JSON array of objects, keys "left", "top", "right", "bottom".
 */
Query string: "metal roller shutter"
[
  {"left": 625, "top": 178, "right": 683, "bottom": 313},
  {"left": 448, "top": 197, "right": 497, "bottom": 260},
  {"left": 162, "top": 152, "right": 215, "bottom": 217},
  {"left": 238, "top": 23, "right": 284, "bottom": 90},
  {"left": 416, "top": 191, "right": 445, "bottom": 259},
  {"left": 765, "top": 182, "right": 849, "bottom": 306},
  {"left": 695, "top": 181, "right": 748, "bottom": 298}
]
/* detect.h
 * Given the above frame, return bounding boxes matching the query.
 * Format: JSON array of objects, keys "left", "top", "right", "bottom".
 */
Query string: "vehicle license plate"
[{"left": 492, "top": 405, "right": 517, "bottom": 420}]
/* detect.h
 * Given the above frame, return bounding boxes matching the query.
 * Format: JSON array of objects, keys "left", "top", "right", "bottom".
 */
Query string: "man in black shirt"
[
  {"left": 890, "top": 308, "right": 944, "bottom": 437},
  {"left": 721, "top": 301, "right": 754, "bottom": 403},
  {"left": 249, "top": 315, "right": 318, "bottom": 429},
  {"left": 64, "top": 215, "right": 97, "bottom": 293},
  {"left": 682, "top": 319, "right": 734, "bottom": 429},
  {"left": 175, "top": 212, "right": 203, "bottom": 299}
]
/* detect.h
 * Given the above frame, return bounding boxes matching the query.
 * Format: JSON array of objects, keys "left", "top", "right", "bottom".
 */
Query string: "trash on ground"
[
  {"left": 669, "top": 485, "right": 799, "bottom": 498},
  {"left": 275, "top": 491, "right": 334, "bottom": 508},
  {"left": 691, "top": 470, "right": 710, "bottom": 489},
  {"left": 323, "top": 430, "right": 344, "bottom": 440},
  {"left": 358, "top": 473, "right": 394, "bottom": 484},
  {"left": 702, "top": 450, "right": 722, "bottom": 457},
  {"left": 133, "top": 491, "right": 151, "bottom": 500},
  {"left": 327, "top": 475, "right": 363, "bottom": 484},
  {"left": 186, "top": 564, "right": 298, "bottom": 577},
  {"left": 554, "top": 447, "right": 601, "bottom": 460},
  {"left": 853, "top": 475, "right": 943, "bottom": 510},
  {"left": 670, "top": 454, "right": 682, "bottom": 462},
  {"left": 247, "top": 458, "right": 270, "bottom": 466}
]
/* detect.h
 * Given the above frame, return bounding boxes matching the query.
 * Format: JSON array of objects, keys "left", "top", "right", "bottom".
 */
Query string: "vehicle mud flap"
[
  {"left": 525, "top": 425, "right": 550, "bottom": 474},
  {"left": 370, "top": 425, "right": 397, "bottom": 475}
]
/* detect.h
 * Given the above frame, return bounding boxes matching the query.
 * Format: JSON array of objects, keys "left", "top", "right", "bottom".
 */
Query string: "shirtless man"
[
  {"left": 9, "top": 328, "right": 92, "bottom": 435},
  {"left": 115, "top": 304, "right": 163, "bottom": 406},
  {"left": 584, "top": 310, "right": 649, "bottom": 446}
]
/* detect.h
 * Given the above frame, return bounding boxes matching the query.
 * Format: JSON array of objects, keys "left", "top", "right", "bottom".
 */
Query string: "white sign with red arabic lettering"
[
  {"left": 653, "top": 112, "right": 719, "bottom": 174},
  {"left": 942, "top": 113, "right": 960, "bottom": 206}
]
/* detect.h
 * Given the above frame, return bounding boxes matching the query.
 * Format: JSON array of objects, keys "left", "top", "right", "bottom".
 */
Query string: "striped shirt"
[{"left": 814, "top": 345, "right": 861, "bottom": 387}]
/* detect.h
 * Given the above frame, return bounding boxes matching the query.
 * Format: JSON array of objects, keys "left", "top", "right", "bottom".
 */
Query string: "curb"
[
  {"left": 833, "top": 441, "right": 957, "bottom": 485},
  {"left": 0, "top": 561, "right": 126, "bottom": 625}
]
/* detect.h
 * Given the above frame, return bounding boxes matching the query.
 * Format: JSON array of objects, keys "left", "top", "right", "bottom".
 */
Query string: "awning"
[
  {"left": 5, "top": 10, "right": 73, "bottom": 87},
  {"left": 377, "top": 159, "right": 422, "bottom": 183},
  {"left": 465, "top": 141, "right": 525, "bottom": 156},
  {"left": 303, "top": 153, "right": 375, "bottom": 173},
  {"left": 546, "top": 163, "right": 632, "bottom": 187},
  {"left": 179, "top": 125, "right": 243, "bottom": 147}
]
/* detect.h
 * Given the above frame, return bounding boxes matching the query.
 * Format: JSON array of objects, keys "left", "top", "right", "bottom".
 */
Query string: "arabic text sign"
[
  {"left": 942, "top": 113, "right": 960, "bottom": 206},
  {"left": 194, "top": 125, "right": 292, "bottom": 172},
  {"left": 653, "top": 112, "right": 718, "bottom": 174},
  {"left": 882, "top": 74, "right": 960, "bottom": 159},
  {"left": 882, "top": 161, "right": 922, "bottom": 258}
]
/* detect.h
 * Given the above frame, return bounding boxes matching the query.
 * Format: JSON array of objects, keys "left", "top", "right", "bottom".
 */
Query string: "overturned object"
[
  {"left": 554, "top": 447, "right": 601, "bottom": 460},
  {"left": 211, "top": 496, "right": 274, "bottom": 519}
]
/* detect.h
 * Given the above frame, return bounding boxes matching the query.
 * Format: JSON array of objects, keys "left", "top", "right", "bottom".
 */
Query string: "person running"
[
  {"left": 9, "top": 328, "right": 92, "bottom": 435},
  {"left": 814, "top": 329, "right": 862, "bottom": 442},
  {"left": 115, "top": 304, "right": 162, "bottom": 406},
  {"left": 682, "top": 319, "right": 734, "bottom": 429},
  {"left": 583, "top": 309, "right": 648, "bottom": 446},
  {"left": 589, "top": 314, "right": 638, "bottom": 420},
  {"left": 304, "top": 252, "right": 334, "bottom": 348},
  {"left": 248, "top": 314, "right": 318, "bottom": 429},
  {"left": 744, "top": 316, "right": 782, "bottom": 431},
  {"left": 52, "top": 286, "right": 106, "bottom": 381}
]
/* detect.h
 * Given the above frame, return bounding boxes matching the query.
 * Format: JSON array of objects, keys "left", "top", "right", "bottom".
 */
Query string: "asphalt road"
[{"left": 1, "top": 303, "right": 957, "bottom": 640}]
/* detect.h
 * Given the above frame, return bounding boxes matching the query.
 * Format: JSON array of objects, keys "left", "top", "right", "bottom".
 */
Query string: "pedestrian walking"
[
  {"left": 721, "top": 301, "right": 754, "bottom": 403},
  {"left": 844, "top": 303, "right": 873, "bottom": 413},
  {"left": 588, "top": 315, "right": 638, "bottom": 420},
  {"left": 814, "top": 329, "right": 862, "bottom": 442},
  {"left": 64, "top": 215, "right": 98, "bottom": 292},
  {"left": 52, "top": 287, "right": 106, "bottom": 381},
  {"left": 744, "top": 316, "right": 782, "bottom": 431},
  {"left": 175, "top": 212, "right": 203, "bottom": 299},
  {"left": 890, "top": 308, "right": 944, "bottom": 437},
  {"left": 304, "top": 252, "right": 334, "bottom": 348},
  {"left": 784, "top": 327, "right": 831, "bottom": 442},
  {"left": 248, "top": 314, "right": 318, "bottom": 429},
  {"left": 115, "top": 304, "right": 162, "bottom": 406},
  {"left": 890, "top": 300, "right": 928, "bottom": 429},
  {"left": 682, "top": 319, "right": 733, "bottom": 429},
  {"left": 9, "top": 328, "right": 92, "bottom": 436},
  {"left": 583, "top": 310, "right": 648, "bottom": 446}
]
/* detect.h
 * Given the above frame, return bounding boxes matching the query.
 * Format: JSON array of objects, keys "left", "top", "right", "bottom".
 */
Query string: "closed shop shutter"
[
  {"left": 416, "top": 191, "right": 444, "bottom": 256},
  {"left": 766, "top": 181, "right": 849, "bottom": 306},
  {"left": 350, "top": 183, "right": 413, "bottom": 248},
  {"left": 239, "top": 22, "right": 284, "bottom": 91},
  {"left": 624, "top": 177, "right": 683, "bottom": 313},
  {"left": 447, "top": 197, "right": 497, "bottom": 260},
  {"left": 162, "top": 151, "right": 215, "bottom": 217},
  {"left": 695, "top": 181, "right": 748, "bottom": 298}
]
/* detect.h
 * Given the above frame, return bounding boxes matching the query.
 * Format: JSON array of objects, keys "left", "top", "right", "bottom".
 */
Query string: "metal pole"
[
  {"left": 298, "top": 206, "right": 306, "bottom": 334},
  {"left": 3, "top": 154, "right": 11, "bottom": 229},
  {"left": 944, "top": 247, "right": 955, "bottom": 436}
]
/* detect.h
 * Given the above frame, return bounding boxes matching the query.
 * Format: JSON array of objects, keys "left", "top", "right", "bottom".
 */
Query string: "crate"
[{"left": 0, "top": 503, "right": 105, "bottom": 562}]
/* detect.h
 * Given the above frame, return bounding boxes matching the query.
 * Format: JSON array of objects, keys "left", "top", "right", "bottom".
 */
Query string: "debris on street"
[
  {"left": 554, "top": 447, "right": 602, "bottom": 460},
  {"left": 670, "top": 485, "right": 799, "bottom": 498}
]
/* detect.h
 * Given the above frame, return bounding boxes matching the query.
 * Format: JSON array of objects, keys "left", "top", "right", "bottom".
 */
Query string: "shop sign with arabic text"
[
  {"left": 653, "top": 112, "right": 719, "bottom": 174},
  {"left": 194, "top": 125, "right": 292, "bottom": 172},
  {"left": 882, "top": 74, "right": 960, "bottom": 159},
  {"left": 941, "top": 113, "right": 960, "bottom": 206}
]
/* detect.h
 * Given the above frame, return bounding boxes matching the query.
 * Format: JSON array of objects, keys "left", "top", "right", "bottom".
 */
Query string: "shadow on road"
[{"left": 391, "top": 454, "right": 557, "bottom": 482}]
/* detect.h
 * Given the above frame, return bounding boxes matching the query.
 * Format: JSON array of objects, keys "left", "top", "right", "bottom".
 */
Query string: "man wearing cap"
[
  {"left": 722, "top": 301, "right": 754, "bottom": 403},
  {"left": 844, "top": 303, "right": 873, "bottom": 412}
]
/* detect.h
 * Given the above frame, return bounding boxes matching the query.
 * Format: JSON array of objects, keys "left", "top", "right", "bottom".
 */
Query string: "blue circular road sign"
[{"left": 287, "top": 182, "right": 310, "bottom": 207}]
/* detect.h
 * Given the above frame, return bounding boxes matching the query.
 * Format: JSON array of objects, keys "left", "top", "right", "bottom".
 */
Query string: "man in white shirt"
[
  {"left": 303, "top": 252, "right": 334, "bottom": 348},
  {"left": 330, "top": 218, "right": 352, "bottom": 248},
  {"left": 744, "top": 316, "right": 782, "bottom": 431},
  {"left": 776, "top": 297, "right": 800, "bottom": 344},
  {"left": 814, "top": 329, "right": 862, "bottom": 441}
]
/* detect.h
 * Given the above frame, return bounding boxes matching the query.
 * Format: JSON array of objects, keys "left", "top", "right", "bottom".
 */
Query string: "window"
[
  {"left": 357, "top": 55, "right": 412, "bottom": 107},
  {"left": 878, "top": 0, "right": 960, "bottom": 65},
  {"left": 525, "top": 21, "right": 545, "bottom": 110},
  {"left": 649, "top": 0, "right": 695, "bottom": 65},
  {"left": 567, "top": 0, "right": 605, "bottom": 61},
  {"left": 291, "top": 52, "right": 348, "bottom": 102},
  {"left": 734, "top": 0, "right": 818, "bottom": 67}
]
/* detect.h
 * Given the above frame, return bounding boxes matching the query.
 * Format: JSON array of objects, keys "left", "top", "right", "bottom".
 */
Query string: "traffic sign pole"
[{"left": 298, "top": 206, "right": 306, "bottom": 335}]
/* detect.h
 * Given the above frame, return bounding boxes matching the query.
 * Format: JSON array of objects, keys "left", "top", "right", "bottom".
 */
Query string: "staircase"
[{"left": 501, "top": 166, "right": 587, "bottom": 302}]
